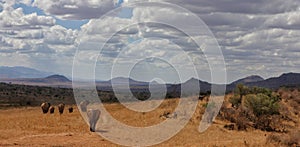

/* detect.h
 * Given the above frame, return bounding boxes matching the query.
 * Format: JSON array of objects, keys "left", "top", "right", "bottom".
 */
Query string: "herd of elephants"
[{"left": 40, "top": 100, "right": 100, "bottom": 132}]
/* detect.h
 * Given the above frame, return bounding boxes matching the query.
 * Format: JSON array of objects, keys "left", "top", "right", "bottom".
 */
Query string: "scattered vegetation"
[
  {"left": 0, "top": 83, "right": 75, "bottom": 107},
  {"left": 217, "top": 84, "right": 300, "bottom": 146},
  {"left": 0, "top": 82, "right": 115, "bottom": 107},
  {"left": 0, "top": 82, "right": 194, "bottom": 107},
  {"left": 221, "top": 84, "right": 283, "bottom": 131}
]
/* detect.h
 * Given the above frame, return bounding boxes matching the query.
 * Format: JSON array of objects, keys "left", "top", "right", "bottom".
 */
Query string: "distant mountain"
[
  {"left": 44, "top": 75, "right": 71, "bottom": 83},
  {"left": 183, "top": 78, "right": 211, "bottom": 91},
  {"left": 109, "top": 77, "right": 148, "bottom": 85},
  {"left": 226, "top": 73, "right": 300, "bottom": 91},
  {"left": 167, "top": 78, "right": 212, "bottom": 95},
  {"left": 18, "top": 74, "right": 71, "bottom": 83},
  {"left": 246, "top": 73, "right": 300, "bottom": 89},
  {"left": 64, "top": 73, "right": 300, "bottom": 92},
  {"left": 1, "top": 66, "right": 300, "bottom": 94},
  {"left": 231, "top": 75, "right": 264, "bottom": 85},
  {"left": 96, "top": 77, "right": 151, "bottom": 91},
  {"left": 0, "top": 66, "right": 53, "bottom": 79},
  {"left": 0, "top": 74, "right": 71, "bottom": 88}
]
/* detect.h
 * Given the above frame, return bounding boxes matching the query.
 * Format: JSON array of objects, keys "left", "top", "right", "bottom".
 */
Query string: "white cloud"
[
  {"left": 1, "top": 0, "right": 300, "bottom": 82},
  {"left": 20, "top": 0, "right": 32, "bottom": 5},
  {"left": 265, "top": 11, "right": 300, "bottom": 29},
  {"left": 0, "top": 1, "right": 79, "bottom": 75},
  {"left": 154, "top": 0, "right": 300, "bottom": 15},
  {"left": 16, "top": 29, "right": 43, "bottom": 39},
  {"left": 0, "top": 7, "right": 55, "bottom": 28},
  {"left": 44, "top": 25, "right": 78, "bottom": 45},
  {"left": 32, "top": 0, "right": 117, "bottom": 20}
]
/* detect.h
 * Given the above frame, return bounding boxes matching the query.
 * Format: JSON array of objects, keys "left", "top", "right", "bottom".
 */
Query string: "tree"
[{"left": 230, "top": 84, "right": 249, "bottom": 107}]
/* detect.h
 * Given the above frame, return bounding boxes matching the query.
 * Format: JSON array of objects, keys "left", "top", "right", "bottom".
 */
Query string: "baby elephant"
[
  {"left": 68, "top": 107, "right": 73, "bottom": 113},
  {"left": 49, "top": 106, "right": 55, "bottom": 114},
  {"left": 58, "top": 103, "right": 65, "bottom": 114},
  {"left": 87, "top": 109, "right": 101, "bottom": 132}
]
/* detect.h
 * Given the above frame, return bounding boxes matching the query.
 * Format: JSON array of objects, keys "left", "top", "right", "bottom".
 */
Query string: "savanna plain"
[{"left": 0, "top": 86, "right": 299, "bottom": 147}]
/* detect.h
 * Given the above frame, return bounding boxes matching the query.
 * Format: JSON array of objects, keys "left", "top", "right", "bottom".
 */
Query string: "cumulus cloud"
[
  {"left": 0, "top": 0, "right": 78, "bottom": 75},
  {"left": 149, "top": 0, "right": 299, "bottom": 81},
  {"left": 32, "top": 0, "right": 118, "bottom": 20},
  {"left": 0, "top": 2, "right": 55, "bottom": 53},
  {"left": 0, "top": 8, "right": 55, "bottom": 28},
  {"left": 1, "top": 0, "right": 300, "bottom": 82},
  {"left": 75, "top": 3, "right": 217, "bottom": 82},
  {"left": 44, "top": 25, "right": 78, "bottom": 45}
]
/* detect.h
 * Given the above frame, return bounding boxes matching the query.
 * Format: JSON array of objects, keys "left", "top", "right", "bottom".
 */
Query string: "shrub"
[
  {"left": 224, "top": 124, "right": 235, "bottom": 130},
  {"left": 250, "top": 86, "right": 270, "bottom": 95},
  {"left": 226, "top": 85, "right": 285, "bottom": 132},
  {"left": 229, "top": 95, "right": 241, "bottom": 108},
  {"left": 244, "top": 93, "right": 280, "bottom": 117},
  {"left": 235, "top": 115, "right": 249, "bottom": 130},
  {"left": 219, "top": 107, "right": 236, "bottom": 123},
  {"left": 254, "top": 115, "right": 273, "bottom": 131}
]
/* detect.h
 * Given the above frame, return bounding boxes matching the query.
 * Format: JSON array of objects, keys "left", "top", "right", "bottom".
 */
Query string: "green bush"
[
  {"left": 226, "top": 84, "right": 285, "bottom": 131},
  {"left": 229, "top": 95, "right": 241, "bottom": 107},
  {"left": 244, "top": 93, "right": 280, "bottom": 117}
]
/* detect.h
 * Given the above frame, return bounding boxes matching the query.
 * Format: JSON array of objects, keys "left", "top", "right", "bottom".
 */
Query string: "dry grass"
[
  {"left": 0, "top": 98, "right": 276, "bottom": 147},
  {"left": 267, "top": 131, "right": 300, "bottom": 146}
]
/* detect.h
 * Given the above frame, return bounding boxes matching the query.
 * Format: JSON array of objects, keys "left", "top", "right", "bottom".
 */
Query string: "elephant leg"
[{"left": 89, "top": 121, "right": 95, "bottom": 132}]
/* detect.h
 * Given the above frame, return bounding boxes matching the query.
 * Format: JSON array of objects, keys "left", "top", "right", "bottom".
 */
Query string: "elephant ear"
[{"left": 87, "top": 110, "right": 92, "bottom": 118}]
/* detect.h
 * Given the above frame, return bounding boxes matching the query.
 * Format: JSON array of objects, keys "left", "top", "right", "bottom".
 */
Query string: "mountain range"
[
  {"left": 1, "top": 66, "right": 300, "bottom": 92},
  {"left": 0, "top": 66, "right": 53, "bottom": 79}
]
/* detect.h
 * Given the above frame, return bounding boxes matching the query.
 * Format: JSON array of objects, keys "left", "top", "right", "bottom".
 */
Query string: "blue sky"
[{"left": 0, "top": 0, "right": 300, "bottom": 83}]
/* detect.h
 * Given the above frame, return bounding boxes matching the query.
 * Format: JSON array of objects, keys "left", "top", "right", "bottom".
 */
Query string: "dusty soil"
[{"left": 0, "top": 98, "right": 276, "bottom": 147}]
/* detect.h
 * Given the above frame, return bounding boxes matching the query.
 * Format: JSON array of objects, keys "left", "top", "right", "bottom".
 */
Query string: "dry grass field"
[{"left": 0, "top": 97, "right": 279, "bottom": 147}]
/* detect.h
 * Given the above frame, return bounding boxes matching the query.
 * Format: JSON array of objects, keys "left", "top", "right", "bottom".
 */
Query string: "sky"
[{"left": 0, "top": 0, "right": 300, "bottom": 84}]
